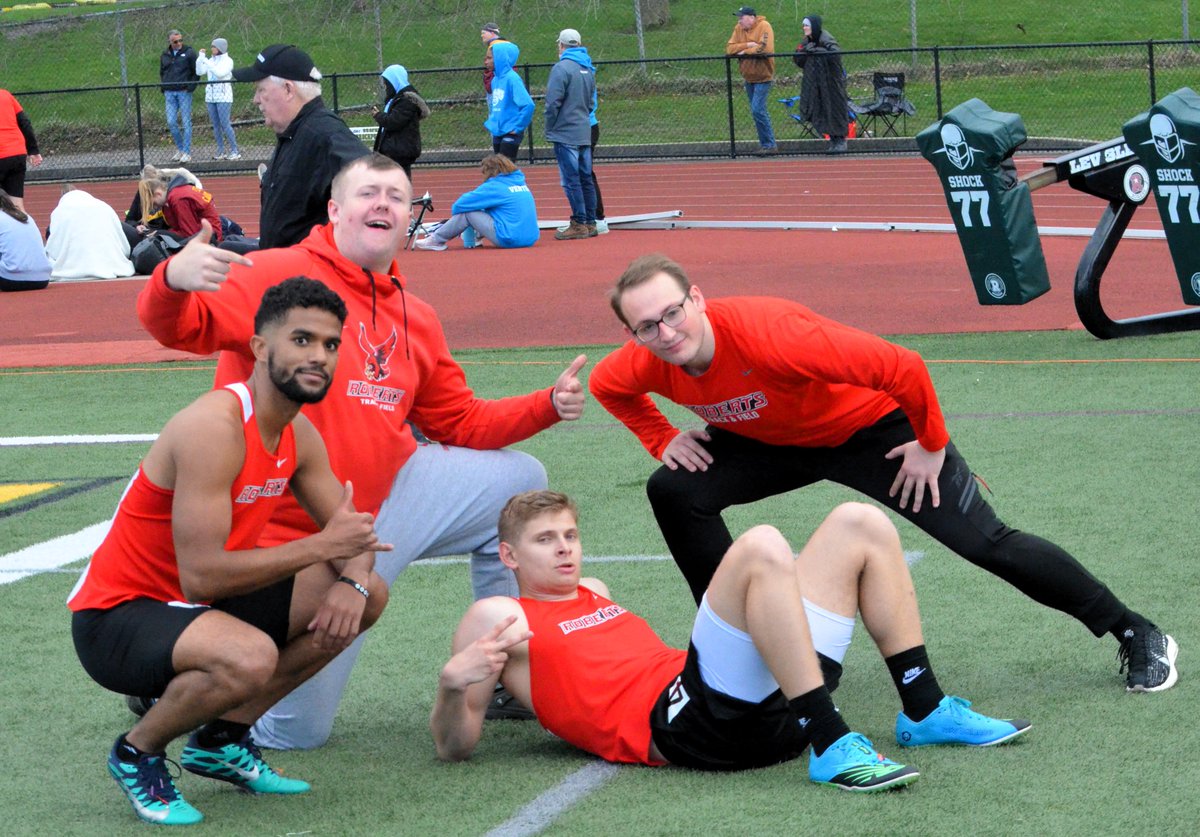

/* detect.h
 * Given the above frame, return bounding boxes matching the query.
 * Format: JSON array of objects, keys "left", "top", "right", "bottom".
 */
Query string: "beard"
[{"left": 268, "top": 353, "right": 332, "bottom": 404}]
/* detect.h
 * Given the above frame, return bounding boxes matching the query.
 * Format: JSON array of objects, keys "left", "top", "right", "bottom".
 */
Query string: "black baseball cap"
[
  {"left": 232, "top": 44, "right": 320, "bottom": 82},
  {"left": 735, "top": 6, "right": 756, "bottom": 15}
]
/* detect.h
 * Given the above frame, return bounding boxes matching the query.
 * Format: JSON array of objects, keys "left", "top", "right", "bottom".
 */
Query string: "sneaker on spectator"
[
  {"left": 809, "top": 732, "right": 919, "bottom": 792},
  {"left": 227, "top": 153, "right": 242, "bottom": 160},
  {"left": 1118, "top": 623, "right": 1179, "bottom": 692},
  {"left": 896, "top": 695, "right": 1031, "bottom": 747},
  {"left": 414, "top": 236, "right": 448, "bottom": 251},
  {"left": 213, "top": 153, "right": 227, "bottom": 160},
  {"left": 586, "top": 223, "right": 599, "bottom": 237},
  {"left": 462, "top": 227, "right": 478, "bottom": 249},
  {"left": 170, "top": 151, "right": 182, "bottom": 161},
  {"left": 179, "top": 153, "right": 192, "bottom": 163},
  {"left": 594, "top": 219, "right": 609, "bottom": 235},
  {"left": 108, "top": 739, "right": 203, "bottom": 825}
]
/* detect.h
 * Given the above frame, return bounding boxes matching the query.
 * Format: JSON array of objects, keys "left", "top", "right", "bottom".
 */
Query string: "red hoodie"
[{"left": 138, "top": 223, "right": 559, "bottom": 544}]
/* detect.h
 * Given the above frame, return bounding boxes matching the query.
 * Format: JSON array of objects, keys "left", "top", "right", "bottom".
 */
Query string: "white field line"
[{"left": 484, "top": 762, "right": 622, "bottom": 837}]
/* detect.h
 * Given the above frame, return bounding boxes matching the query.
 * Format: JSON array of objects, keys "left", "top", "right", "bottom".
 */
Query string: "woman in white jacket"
[{"left": 195, "top": 37, "right": 240, "bottom": 160}]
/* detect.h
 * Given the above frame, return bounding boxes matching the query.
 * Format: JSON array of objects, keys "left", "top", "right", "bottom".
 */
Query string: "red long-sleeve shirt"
[
  {"left": 137, "top": 223, "right": 559, "bottom": 544},
  {"left": 589, "top": 297, "right": 949, "bottom": 459}
]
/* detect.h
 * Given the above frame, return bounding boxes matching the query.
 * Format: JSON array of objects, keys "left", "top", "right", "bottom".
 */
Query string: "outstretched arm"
[{"left": 432, "top": 602, "right": 531, "bottom": 761}]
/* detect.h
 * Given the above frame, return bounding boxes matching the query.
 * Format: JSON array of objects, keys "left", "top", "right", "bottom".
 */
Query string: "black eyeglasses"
[{"left": 632, "top": 293, "right": 690, "bottom": 343}]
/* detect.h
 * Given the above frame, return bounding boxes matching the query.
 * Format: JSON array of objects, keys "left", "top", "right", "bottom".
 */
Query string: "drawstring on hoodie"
[{"left": 362, "top": 268, "right": 411, "bottom": 359}]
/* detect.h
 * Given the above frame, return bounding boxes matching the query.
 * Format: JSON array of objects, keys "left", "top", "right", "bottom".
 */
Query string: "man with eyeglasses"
[
  {"left": 589, "top": 253, "right": 1178, "bottom": 695},
  {"left": 160, "top": 30, "right": 199, "bottom": 163}
]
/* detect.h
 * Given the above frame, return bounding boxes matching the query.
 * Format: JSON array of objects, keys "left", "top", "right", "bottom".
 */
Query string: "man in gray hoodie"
[{"left": 544, "top": 28, "right": 597, "bottom": 240}]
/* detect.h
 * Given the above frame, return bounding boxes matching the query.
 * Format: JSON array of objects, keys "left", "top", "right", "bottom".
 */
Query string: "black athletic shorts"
[
  {"left": 648, "top": 642, "right": 807, "bottom": 771},
  {"left": 0, "top": 155, "right": 28, "bottom": 198},
  {"left": 71, "top": 577, "right": 294, "bottom": 698}
]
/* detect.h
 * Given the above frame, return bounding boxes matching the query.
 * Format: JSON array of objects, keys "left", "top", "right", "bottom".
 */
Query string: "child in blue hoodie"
[
  {"left": 484, "top": 41, "right": 535, "bottom": 161},
  {"left": 415, "top": 154, "right": 539, "bottom": 250}
]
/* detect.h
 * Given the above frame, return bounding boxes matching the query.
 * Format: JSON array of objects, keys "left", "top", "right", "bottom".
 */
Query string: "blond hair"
[
  {"left": 498, "top": 491, "right": 578, "bottom": 545},
  {"left": 609, "top": 253, "right": 691, "bottom": 326}
]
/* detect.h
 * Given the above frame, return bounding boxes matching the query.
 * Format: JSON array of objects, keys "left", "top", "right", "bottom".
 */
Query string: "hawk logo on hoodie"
[
  {"left": 358, "top": 323, "right": 397, "bottom": 382},
  {"left": 347, "top": 323, "right": 405, "bottom": 411}
]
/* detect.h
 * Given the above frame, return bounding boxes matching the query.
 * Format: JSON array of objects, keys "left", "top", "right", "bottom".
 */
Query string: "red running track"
[{"left": 4, "top": 155, "right": 1185, "bottom": 369}]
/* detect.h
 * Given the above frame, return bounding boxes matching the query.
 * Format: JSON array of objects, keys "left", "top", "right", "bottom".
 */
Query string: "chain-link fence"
[{"left": 14, "top": 40, "right": 1200, "bottom": 182}]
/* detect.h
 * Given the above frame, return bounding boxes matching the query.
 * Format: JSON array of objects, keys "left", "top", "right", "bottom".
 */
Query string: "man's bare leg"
[
  {"left": 797, "top": 502, "right": 1032, "bottom": 748},
  {"left": 703, "top": 517, "right": 920, "bottom": 791}
]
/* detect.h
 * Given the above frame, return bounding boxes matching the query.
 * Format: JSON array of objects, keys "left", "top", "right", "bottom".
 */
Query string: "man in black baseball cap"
[
  {"left": 232, "top": 43, "right": 322, "bottom": 83},
  {"left": 234, "top": 44, "right": 367, "bottom": 249}
]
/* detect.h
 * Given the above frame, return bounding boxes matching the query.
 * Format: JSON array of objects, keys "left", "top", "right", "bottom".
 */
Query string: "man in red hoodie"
[{"left": 138, "top": 152, "right": 587, "bottom": 748}]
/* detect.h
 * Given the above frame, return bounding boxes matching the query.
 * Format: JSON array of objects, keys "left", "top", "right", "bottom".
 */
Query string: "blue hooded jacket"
[
  {"left": 380, "top": 64, "right": 409, "bottom": 111},
  {"left": 484, "top": 41, "right": 535, "bottom": 138},
  {"left": 450, "top": 169, "right": 539, "bottom": 248}
]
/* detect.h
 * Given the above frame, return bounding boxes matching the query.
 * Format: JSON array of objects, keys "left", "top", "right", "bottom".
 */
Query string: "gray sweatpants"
[
  {"left": 251, "top": 441, "right": 547, "bottom": 749},
  {"left": 429, "top": 211, "right": 498, "bottom": 245}
]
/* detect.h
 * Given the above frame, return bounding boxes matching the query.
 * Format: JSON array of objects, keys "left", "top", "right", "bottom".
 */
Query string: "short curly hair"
[{"left": 254, "top": 276, "right": 348, "bottom": 333}]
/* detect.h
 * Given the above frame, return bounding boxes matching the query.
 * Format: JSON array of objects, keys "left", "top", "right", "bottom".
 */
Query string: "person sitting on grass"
[
  {"left": 432, "top": 490, "right": 1029, "bottom": 790},
  {"left": 69, "top": 276, "right": 391, "bottom": 826},
  {"left": 415, "top": 153, "right": 538, "bottom": 251}
]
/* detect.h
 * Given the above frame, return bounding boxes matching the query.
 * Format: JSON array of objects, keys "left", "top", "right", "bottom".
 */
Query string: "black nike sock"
[
  {"left": 195, "top": 719, "right": 251, "bottom": 749},
  {"left": 885, "top": 645, "right": 945, "bottom": 722},
  {"left": 1109, "top": 609, "right": 1151, "bottom": 641},
  {"left": 788, "top": 686, "right": 850, "bottom": 757},
  {"left": 115, "top": 733, "right": 159, "bottom": 763}
]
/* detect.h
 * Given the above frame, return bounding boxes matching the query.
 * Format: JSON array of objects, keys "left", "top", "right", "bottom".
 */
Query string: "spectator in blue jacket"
[
  {"left": 545, "top": 28, "right": 597, "bottom": 240},
  {"left": 415, "top": 154, "right": 538, "bottom": 251},
  {"left": 484, "top": 41, "right": 534, "bottom": 162}
]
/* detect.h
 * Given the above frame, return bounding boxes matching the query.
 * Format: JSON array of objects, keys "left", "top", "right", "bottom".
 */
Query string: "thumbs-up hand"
[
  {"left": 552, "top": 354, "right": 587, "bottom": 421},
  {"left": 320, "top": 481, "right": 392, "bottom": 558}
]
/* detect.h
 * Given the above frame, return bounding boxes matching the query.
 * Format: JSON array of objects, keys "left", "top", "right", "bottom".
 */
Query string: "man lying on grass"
[{"left": 432, "top": 490, "right": 1029, "bottom": 789}]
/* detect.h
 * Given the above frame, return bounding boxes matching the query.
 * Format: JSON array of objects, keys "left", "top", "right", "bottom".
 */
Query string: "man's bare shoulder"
[{"left": 144, "top": 389, "right": 244, "bottom": 487}]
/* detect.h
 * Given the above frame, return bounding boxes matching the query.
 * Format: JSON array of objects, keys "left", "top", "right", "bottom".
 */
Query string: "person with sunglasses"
[{"left": 160, "top": 29, "right": 199, "bottom": 163}]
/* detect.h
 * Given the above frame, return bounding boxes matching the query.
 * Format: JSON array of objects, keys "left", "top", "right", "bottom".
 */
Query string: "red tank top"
[
  {"left": 522, "top": 586, "right": 686, "bottom": 764},
  {"left": 68, "top": 382, "right": 297, "bottom": 611}
]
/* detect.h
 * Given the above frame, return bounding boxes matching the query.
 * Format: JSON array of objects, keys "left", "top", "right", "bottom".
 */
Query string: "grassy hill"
[{"left": 2, "top": 0, "right": 1197, "bottom": 93}]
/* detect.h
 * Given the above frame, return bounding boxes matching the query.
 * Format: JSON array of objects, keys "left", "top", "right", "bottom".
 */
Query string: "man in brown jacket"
[{"left": 725, "top": 6, "right": 776, "bottom": 155}]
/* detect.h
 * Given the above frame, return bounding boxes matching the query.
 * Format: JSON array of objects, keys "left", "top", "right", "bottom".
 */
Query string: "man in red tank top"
[
  {"left": 432, "top": 490, "right": 1028, "bottom": 790},
  {"left": 69, "top": 277, "right": 392, "bottom": 827}
]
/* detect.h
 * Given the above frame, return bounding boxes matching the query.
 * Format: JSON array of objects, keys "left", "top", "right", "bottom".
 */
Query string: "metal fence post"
[
  {"left": 934, "top": 46, "right": 944, "bottom": 119},
  {"left": 331, "top": 73, "right": 340, "bottom": 113},
  {"left": 135, "top": 83, "right": 145, "bottom": 171},
  {"left": 725, "top": 56, "right": 737, "bottom": 158},
  {"left": 1148, "top": 40, "right": 1157, "bottom": 106},
  {"left": 523, "top": 62, "right": 535, "bottom": 164}
]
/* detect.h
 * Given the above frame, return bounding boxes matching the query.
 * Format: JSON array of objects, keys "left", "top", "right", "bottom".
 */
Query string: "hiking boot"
[
  {"left": 752, "top": 146, "right": 778, "bottom": 156},
  {"left": 554, "top": 221, "right": 591, "bottom": 240},
  {"left": 594, "top": 219, "right": 610, "bottom": 235},
  {"left": 827, "top": 138, "right": 848, "bottom": 154},
  {"left": 1118, "top": 624, "right": 1179, "bottom": 692},
  {"left": 896, "top": 695, "right": 1031, "bottom": 747},
  {"left": 125, "top": 694, "right": 157, "bottom": 718},
  {"left": 485, "top": 684, "right": 535, "bottom": 721},
  {"left": 181, "top": 732, "right": 310, "bottom": 794},
  {"left": 586, "top": 223, "right": 599, "bottom": 237},
  {"left": 809, "top": 732, "right": 919, "bottom": 792},
  {"left": 108, "top": 739, "right": 203, "bottom": 825},
  {"left": 414, "top": 236, "right": 448, "bottom": 251}
]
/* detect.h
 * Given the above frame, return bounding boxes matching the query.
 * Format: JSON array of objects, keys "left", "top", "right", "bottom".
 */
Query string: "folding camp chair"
[
  {"left": 406, "top": 192, "right": 436, "bottom": 250},
  {"left": 778, "top": 96, "right": 820, "bottom": 139},
  {"left": 852, "top": 72, "right": 916, "bottom": 138}
]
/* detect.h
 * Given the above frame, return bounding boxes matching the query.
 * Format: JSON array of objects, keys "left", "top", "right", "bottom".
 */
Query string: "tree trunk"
[{"left": 638, "top": 0, "right": 670, "bottom": 28}]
